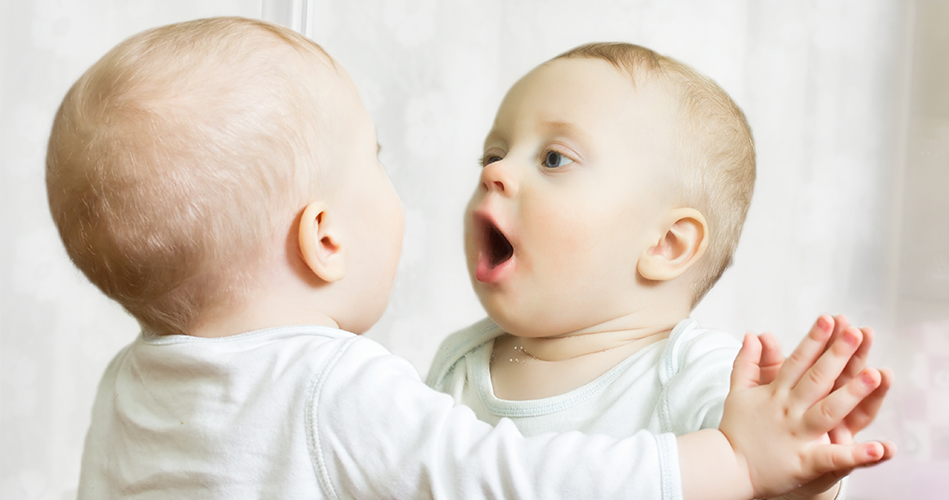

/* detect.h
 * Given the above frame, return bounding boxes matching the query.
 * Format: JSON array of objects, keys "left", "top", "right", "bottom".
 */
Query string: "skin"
[
  {"left": 302, "top": 68, "right": 406, "bottom": 335},
  {"left": 468, "top": 58, "right": 685, "bottom": 338},
  {"left": 704, "top": 316, "right": 895, "bottom": 500},
  {"left": 756, "top": 315, "right": 896, "bottom": 500}
]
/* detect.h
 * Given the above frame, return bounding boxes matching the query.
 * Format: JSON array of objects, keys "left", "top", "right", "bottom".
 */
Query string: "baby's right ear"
[
  {"left": 298, "top": 201, "right": 346, "bottom": 283},
  {"left": 637, "top": 207, "right": 708, "bottom": 282}
]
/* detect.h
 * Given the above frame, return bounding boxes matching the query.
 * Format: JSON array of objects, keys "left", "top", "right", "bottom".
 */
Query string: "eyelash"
[
  {"left": 479, "top": 153, "right": 503, "bottom": 167},
  {"left": 479, "top": 149, "right": 576, "bottom": 169}
]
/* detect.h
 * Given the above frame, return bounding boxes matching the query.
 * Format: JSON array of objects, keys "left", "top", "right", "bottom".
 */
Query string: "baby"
[
  {"left": 49, "top": 20, "right": 889, "bottom": 499},
  {"left": 427, "top": 42, "right": 894, "bottom": 500}
]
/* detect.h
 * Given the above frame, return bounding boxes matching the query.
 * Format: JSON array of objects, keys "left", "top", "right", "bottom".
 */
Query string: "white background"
[{"left": 1, "top": 0, "right": 946, "bottom": 498}]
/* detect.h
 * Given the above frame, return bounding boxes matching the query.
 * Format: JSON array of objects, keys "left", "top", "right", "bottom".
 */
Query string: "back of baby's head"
[
  {"left": 555, "top": 43, "right": 755, "bottom": 306},
  {"left": 46, "top": 17, "right": 336, "bottom": 335}
]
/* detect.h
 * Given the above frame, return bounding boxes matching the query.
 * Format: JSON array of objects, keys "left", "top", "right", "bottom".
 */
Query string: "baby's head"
[
  {"left": 47, "top": 17, "right": 402, "bottom": 336},
  {"left": 465, "top": 42, "right": 754, "bottom": 337}
]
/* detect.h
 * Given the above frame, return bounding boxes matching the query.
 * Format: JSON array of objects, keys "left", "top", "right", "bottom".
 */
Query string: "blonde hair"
[
  {"left": 46, "top": 17, "right": 336, "bottom": 334},
  {"left": 555, "top": 43, "right": 756, "bottom": 307}
]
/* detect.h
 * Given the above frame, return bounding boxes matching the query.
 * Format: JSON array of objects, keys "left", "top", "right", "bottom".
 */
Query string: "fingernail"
[
  {"left": 844, "top": 328, "right": 860, "bottom": 346},
  {"left": 862, "top": 369, "right": 877, "bottom": 386},
  {"left": 866, "top": 443, "right": 881, "bottom": 459},
  {"left": 817, "top": 315, "right": 832, "bottom": 332}
]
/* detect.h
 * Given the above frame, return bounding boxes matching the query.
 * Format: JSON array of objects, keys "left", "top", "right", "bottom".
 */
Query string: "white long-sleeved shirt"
[{"left": 78, "top": 324, "right": 683, "bottom": 499}]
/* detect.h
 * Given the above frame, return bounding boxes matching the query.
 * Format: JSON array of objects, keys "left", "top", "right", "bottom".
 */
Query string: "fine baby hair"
[{"left": 46, "top": 17, "right": 334, "bottom": 335}]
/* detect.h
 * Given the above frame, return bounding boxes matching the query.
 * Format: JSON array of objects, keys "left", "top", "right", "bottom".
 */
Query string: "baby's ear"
[
  {"left": 298, "top": 201, "right": 346, "bottom": 283},
  {"left": 637, "top": 208, "right": 708, "bottom": 282}
]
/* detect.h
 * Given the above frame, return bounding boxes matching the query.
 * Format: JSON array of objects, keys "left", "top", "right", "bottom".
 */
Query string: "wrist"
[{"left": 678, "top": 429, "right": 754, "bottom": 500}]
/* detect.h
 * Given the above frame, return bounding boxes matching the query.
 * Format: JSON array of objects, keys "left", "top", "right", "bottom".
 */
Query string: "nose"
[{"left": 480, "top": 160, "right": 518, "bottom": 197}]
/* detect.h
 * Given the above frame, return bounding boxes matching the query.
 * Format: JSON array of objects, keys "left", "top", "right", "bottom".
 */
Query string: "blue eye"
[{"left": 542, "top": 151, "right": 573, "bottom": 169}]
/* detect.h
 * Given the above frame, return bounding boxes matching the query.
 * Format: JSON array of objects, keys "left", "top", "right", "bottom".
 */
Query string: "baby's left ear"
[{"left": 637, "top": 208, "right": 708, "bottom": 282}]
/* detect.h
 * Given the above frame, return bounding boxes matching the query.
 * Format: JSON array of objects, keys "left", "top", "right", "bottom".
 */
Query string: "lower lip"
[{"left": 475, "top": 254, "right": 515, "bottom": 284}]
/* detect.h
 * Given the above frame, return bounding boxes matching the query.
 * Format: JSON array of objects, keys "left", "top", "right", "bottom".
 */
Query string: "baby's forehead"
[
  {"left": 529, "top": 58, "right": 674, "bottom": 112},
  {"left": 538, "top": 57, "right": 663, "bottom": 89},
  {"left": 494, "top": 59, "right": 678, "bottom": 135}
]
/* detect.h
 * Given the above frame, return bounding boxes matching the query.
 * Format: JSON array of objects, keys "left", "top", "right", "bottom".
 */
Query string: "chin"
[{"left": 477, "top": 303, "right": 529, "bottom": 338}]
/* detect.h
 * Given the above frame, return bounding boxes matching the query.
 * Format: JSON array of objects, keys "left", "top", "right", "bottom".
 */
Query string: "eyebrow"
[
  {"left": 542, "top": 120, "right": 588, "bottom": 139},
  {"left": 483, "top": 120, "right": 591, "bottom": 147},
  {"left": 483, "top": 129, "right": 504, "bottom": 148}
]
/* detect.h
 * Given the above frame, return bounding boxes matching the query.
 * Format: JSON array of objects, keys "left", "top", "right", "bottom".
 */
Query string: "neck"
[
  {"left": 505, "top": 297, "right": 692, "bottom": 362},
  {"left": 189, "top": 273, "right": 341, "bottom": 338},
  {"left": 489, "top": 307, "right": 689, "bottom": 400},
  {"left": 514, "top": 320, "right": 678, "bottom": 362}
]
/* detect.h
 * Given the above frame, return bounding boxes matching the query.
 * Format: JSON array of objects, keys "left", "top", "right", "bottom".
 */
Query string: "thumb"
[
  {"left": 731, "top": 333, "right": 764, "bottom": 390},
  {"left": 757, "top": 333, "right": 786, "bottom": 385}
]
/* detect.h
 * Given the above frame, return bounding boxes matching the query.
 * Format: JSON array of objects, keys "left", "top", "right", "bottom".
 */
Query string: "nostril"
[
  {"left": 480, "top": 164, "right": 514, "bottom": 195},
  {"left": 482, "top": 179, "right": 505, "bottom": 192}
]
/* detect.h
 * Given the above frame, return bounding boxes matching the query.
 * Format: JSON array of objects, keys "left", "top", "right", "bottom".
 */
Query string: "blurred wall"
[{"left": 1, "top": 0, "right": 945, "bottom": 498}]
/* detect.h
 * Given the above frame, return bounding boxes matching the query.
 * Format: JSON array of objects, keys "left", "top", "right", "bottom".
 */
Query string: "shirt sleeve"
[{"left": 309, "top": 336, "right": 683, "bottom": 500}]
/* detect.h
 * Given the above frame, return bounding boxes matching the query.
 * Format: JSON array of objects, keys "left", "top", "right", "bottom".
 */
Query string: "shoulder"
[
  {"left": 425, "top": 317, "right": 504, "bottom": 388},
  {"left": 657, "top": 320, "right": 742, "bottom": 432},
  {"left": 659, "top": 319, "right": 741, "bottom": 383}
]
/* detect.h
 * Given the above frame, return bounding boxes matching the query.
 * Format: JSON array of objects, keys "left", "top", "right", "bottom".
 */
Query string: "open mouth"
[
  {"left": 474, "top": 215, "right": 516, "bottom": 283},
  {"left": 485, "top": 222, "right": 514, "bottom": 269}
]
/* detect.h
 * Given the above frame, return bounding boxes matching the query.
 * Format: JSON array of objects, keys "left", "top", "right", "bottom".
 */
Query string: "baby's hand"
[
  {"left": 756, "top": 316, "right": 897, "bottom": 499},
  {"left": 719, "top": 315, "right": 890, "bottom": 499},
  {"left": 785, "top": 316, "right": 896, "bottom": 500}
]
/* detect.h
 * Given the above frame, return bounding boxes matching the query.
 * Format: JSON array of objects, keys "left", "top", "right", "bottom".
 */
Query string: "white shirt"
[
  {"left": 427, "top": 318, "right": 849, "bottom": 500},
  {"left": 79, "top": 324, "right": 683, "bottom": 499},
  {"left": 427, "top": 318, "right": 741, "bottom": 438}
]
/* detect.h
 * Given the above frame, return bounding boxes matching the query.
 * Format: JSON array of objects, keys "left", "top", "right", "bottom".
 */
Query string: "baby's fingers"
[
  {"left": 790, "top": 326, "right": 862, "bottom": 406},
  {"left": 806, "top": 441, "right": 887, "bottom": 476},
  {"left": 731, "top": 333, "right": 764, "bottom": 390},
  {"left": 876, "top": 440, "right": 898, "bottom": 462},
  {"left": 834, "top": 323, "right": 874, "bottom": 392},
  {"left": 774, "top": 315, "right": 835, "bottom": 389},
  {"left": 839, "top": 367, "right": 894, "bottom": 436},
  {"left": 804, "top": 367, "right": 881, "bottom": 434},
  {"left": 757, "top": 333, "right": 785, "bottom": 385}
]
